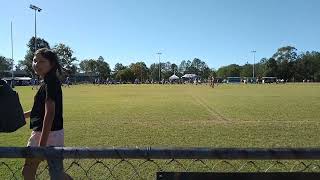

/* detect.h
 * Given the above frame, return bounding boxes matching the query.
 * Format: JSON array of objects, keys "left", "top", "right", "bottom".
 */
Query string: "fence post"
[{"left": 47, "top": 158, "right": 64, "bottom": 180}]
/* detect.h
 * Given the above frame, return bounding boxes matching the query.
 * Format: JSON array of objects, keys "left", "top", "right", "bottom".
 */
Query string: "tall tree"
[
  {"left": 264, "top": 58, "right": 278, "bottom": 77},
  {"left": 53, "top": 43, "right": 78, "bottom": 77},
  {"left": 272, "top": 46, "right": 298, "bottom": 62},
  {"left": 191, "top": 58, "right": 202, "bottom": 74},
  {"left": 0, "top": 56, "right": 11, "bottom": 71},
  {"left": 162, "top": 61, "right": 172, "bottom": 80},
  {"left": 200, "top": 66, "right": 212, "bottom": 79},
  {"left": 79, "top": 59, "right": 98, "bottom": 76},
  {"left": 0, "top": 56, "right": 12, "bottom": 77},
  {"left": 96, "top": 56, "right": 111, "bottom": 79},
  {"left": 240, "top": 62, "right": 253, "bottom": 77},
  {"left": 272, "top": 46, "right": 297, "bottom": 80},
  {"left": 171, "top": 63, "right": 178, "bottom": 74},
  {"left": 116, "top": 67, "right": 134, "bottom": 82},
  {"left": 130, "top": 62, "right": 148, "bottom": 81},
  {"left": 80, "top": 57, "right": 111, "bottom": 79},
  {"left": 178, "top": 60, "right": 187, "bottom": 74},
  {"left": 210, "top": 68, "right": 217, "bottom": 78},
  {"left": 112, "top": 63, "right": 126, "bottom": 79},
  {"left": 184, "top": 58, "right": 211, "bottom": 79},
  {"left": 149, "top": 63, "right": 160, "bottom": 81},
  {"left": 15, "top": 60, "right": 23, "bottom": 71},
  {"left": 254, "top": 58, "right": 268, "bottom": 78},
  {"left": 27, "top": 37, "right": 51, "bottom": 53},
  {"left": 114, "top": 63, "right": 125, "bottom": 73},
  {"left": 295, "top": 51, "right": 320, "bottom": 81},
  {"left": 79, "top": 60, "right": 91, "bottom": 73},
  {"left": 217, "top": 64, "right": 241, "bottom": 77}
]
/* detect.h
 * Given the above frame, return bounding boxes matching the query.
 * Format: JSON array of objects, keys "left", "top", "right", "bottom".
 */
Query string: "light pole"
[
  {"left": 30, "top": 4, "right": 42, "bottom": 52},
  {"left": 10, "top": 21, "right": 14, "bottom": 88},
  {"left": 156, "top": 52, "right": 162, "bottom": 81},
  {"left": 251, "top": 50, "right": 256, "bottom": 80}
]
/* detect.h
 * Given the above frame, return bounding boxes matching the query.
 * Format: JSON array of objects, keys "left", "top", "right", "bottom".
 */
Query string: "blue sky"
[{"left": 1, "top": 0, "right": 320, "bottom": 69}]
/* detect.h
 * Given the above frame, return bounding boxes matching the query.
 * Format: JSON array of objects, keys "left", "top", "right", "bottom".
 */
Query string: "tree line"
[
  {"left": 1, "top": 37, "right": 320, "bottom": 82},
  {"left": 0, "top": 56, "right": 13, "bottom": 77},
  {"left": 217, "top": 46, "right": 320, "bottom": 82}
]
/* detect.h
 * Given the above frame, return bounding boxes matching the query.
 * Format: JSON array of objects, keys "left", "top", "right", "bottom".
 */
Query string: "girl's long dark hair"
[{"left": 35, "top": 48, "right": 62, "bottom": 76}]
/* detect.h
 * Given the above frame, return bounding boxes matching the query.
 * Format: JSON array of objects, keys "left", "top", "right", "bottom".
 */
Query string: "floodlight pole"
[
  {"left": 157, "top": 52, "right": 162, "bottom": 81},
  {"left": 30, "top": 4, "right": 42, "bottom": 52},
  {"left": 10, "top": 21, "right": 14, "bottom": 88},
  {"left": 251, "top": 50, "right": 256, "bottom": 79}
]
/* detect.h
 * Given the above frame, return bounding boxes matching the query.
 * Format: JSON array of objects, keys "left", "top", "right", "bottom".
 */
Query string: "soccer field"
[
  {"left": 3, "top": 83, "right": 319, "bottom": 147},
  {"left": 1, "top": 83, "right": 320, "bottom": 178}
]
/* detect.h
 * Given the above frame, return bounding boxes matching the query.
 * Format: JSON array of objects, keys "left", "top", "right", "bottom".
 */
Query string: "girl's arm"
[
  {"left": 24, "top": 110, "right": 31, "bottom": 119},
  {"left": 39, "top": 99, "right": 55, "bottom": 147}
]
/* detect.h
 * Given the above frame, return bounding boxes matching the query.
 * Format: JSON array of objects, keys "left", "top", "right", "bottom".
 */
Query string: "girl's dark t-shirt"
[{"left": 30, "top": 73, "right": 63, "bottom": 131}]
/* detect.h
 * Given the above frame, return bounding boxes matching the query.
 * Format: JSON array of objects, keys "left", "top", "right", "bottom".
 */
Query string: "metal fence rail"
[{"left": 1, "top": 147, "right": 320, "bottom": 179}]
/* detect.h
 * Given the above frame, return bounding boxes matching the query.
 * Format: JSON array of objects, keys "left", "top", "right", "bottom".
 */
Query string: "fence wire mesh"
[
  {"left": 1, "top": 147, "right": 320, "bottom": 180},
  {"left": 2, "top": 159, "right": 320, "bottom": 179}
]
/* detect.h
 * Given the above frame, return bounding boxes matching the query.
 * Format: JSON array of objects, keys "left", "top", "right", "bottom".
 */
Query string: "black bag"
[{"left": 0, "top": 80, "right": 26, "bottom": 132}]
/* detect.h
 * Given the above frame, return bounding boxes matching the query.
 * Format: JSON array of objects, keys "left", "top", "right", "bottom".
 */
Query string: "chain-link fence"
[{"left": 1, "top": 147, "right": 320, "bottom": 179}]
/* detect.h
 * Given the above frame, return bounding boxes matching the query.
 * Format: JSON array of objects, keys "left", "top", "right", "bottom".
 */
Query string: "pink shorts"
[{"left": 27, "top": 129, "right": 64, "bottom": 147}]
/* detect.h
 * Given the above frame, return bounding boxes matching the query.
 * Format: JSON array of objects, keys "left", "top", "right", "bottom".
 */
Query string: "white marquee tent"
[{"left": 169, "top": 74, "right": 180, "bottom": 81}]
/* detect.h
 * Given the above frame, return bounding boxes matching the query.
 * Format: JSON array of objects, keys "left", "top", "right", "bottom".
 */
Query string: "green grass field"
[{"left": 1, "top": 83, "right": 320, "bottom": 179}]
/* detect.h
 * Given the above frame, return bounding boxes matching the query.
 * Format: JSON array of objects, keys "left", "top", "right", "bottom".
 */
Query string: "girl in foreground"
[{"left": 23, "top": 48, "right": 72, "bottom": 180}]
